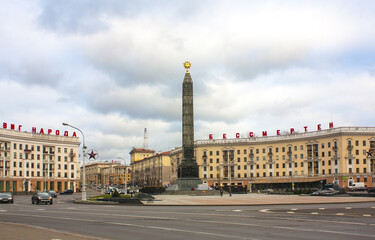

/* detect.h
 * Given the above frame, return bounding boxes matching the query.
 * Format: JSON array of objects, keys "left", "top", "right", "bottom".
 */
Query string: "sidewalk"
[
  {"left": 0, "top": 222, "right": 106, "bottom": 240},
  {"left": 142, "top": 193, "right": 375, "bottom": 206}
]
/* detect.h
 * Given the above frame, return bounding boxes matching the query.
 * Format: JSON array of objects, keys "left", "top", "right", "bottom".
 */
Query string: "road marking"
[
  {"left": 290, "top": 208, "right": 298, "bottom": 211},
  {"left": 336, "top": 213, "right": 344, "bottom": 216},
  {"left": 319, "top": 208, "right": 325, "bottom": 210},
  {"left": 287, "top": 211, "right": 295, "bottom": 214},
  {"left": 184, "top": 219, "right": 375, "bottom": 238},
  {"left": 311, "top": 212, "right": 319, "bottom": 215},
  {"left": 259, "top": 209, "right": 271, "bottom": 213},
  {"left": 363, "top": 214, "right": 371, "bottom": 217},
  {"left": 233, "top": 210, "right": 242, "bottom": 212},
  {"left": 0, "top": 210, "right": 7, "bottom": 212},
  {"left": 345, "top": 207, "right": 352, "bottom": 210}
]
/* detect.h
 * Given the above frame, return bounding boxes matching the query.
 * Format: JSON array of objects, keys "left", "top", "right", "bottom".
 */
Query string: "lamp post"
[{"left": 62, "top": 123, "right": 87, "bottom": 201}]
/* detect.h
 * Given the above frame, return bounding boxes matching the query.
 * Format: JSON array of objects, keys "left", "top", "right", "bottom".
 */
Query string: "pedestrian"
[
  {"left": 220, "top": 188, "right": 223, "bottom": 197},
  {"left": 229, "top": 187, "right": 232, "bottom": 197}
]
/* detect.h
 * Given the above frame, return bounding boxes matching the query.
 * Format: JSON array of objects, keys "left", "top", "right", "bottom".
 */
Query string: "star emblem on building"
[{"left": 88, "top": 150, "right": 97, "bottom": 159}]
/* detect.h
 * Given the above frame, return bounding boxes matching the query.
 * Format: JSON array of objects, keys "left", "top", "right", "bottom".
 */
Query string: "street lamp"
[{"left": 62, "top": 123, "right": 87, "bottom": 201}]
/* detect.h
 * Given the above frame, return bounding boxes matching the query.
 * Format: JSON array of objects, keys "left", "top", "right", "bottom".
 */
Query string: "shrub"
[{"left": 111, "top": 189, "right": 121, "bottom": 198}]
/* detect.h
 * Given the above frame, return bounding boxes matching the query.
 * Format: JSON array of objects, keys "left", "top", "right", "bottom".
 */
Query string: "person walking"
[
  {"left": 220, "top": 188, "right": 223, "bottom": 197},
  {"left": 229, "top": 187, "right": 232, "bottom": 197}
]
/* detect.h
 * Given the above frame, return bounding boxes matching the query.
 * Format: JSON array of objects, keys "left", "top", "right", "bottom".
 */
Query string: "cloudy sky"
[{"left": 1, "top": 0, "right": 375, "bottom": 164}]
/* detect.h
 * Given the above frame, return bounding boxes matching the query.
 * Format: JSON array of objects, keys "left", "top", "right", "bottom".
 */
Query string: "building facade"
[
  {"left": 0, "top": 128, "right": 80, "bottom": 192},
  {"left": 131, "top": 149, "right": 171, "bottom": 188},
  {"left": 170, "top": 127, "right": 375, "bottom": 190}
]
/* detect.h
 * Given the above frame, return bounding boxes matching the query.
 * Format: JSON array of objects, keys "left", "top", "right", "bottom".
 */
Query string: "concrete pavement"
[{"left": 143, "top": 193, "right": 375, "bottom": 205}]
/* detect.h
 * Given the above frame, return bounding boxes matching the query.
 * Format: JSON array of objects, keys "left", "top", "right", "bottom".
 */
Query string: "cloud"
[{"left": 1, "top": 0, "right": 375, "bottom": 163}]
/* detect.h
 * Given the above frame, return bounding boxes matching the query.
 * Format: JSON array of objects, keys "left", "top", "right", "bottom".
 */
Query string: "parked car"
[
  {"left": 60, "top": 189, "right": 74, "bottom": 195},
  {"left": 261, "top": 189, "right": 274, "bottom": 193},
  {"left": 0, "top": 192, "right": 14, "bottom": 204},
  {"left": 368, "top": 187, "right": 375, "bottom": 193},
  {"left": 32, "top": 192, "right": 53, "bottom": 205},
  {"left": 48, "top": 190, "right": 57, "bottom": 198},
  {"left": 311, "top": 189, "right": 340, "bottom": 196}
]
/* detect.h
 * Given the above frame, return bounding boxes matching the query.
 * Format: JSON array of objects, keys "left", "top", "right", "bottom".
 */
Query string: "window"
[
  {"left": 210, "top": 158, "right": 213, "bottom": 163},
  {"left": 282, "top": 147, "right": 285, "bottom": 152},
  {"left": 13, "top": 143, "right": 16, "bottom": 149},
  {"left": 209, "top": 151, "right": 213, "bottom": 156},
  {"left": 322, "top": 161, "right": 325, "bottom": 166},
  {"left": 244, "top": 157, "right": 247, "bottom": 162},
  {"left": 13, "top": 162, "right": 16, "bottom": 167},
  {"left": 276, "top": 163, "right": 279, "bottom": 168},
  {"left": 237, "top": 150, "right": 240, "bottom": 154},
  {"left": 19, "top": 144, "right": 22, "bottom": 150},
  {"left": 322, "top": 152, "right": 325, "bottom": 157},
  {"left": 364, "top": 159, "right": 367, "bottom": 164},
  {"left": 355, "top": 140, "right": 359, "bottom": 146},
  {"left": 216, "top": 151, "right": 219, "bottom": 155},
  {"left": 237, "top": 157, "right": 240, "bottom": 162},
  {"left": 71, "top": 173, "right": 74, "bottom": 178},
  {"left": 263, "top": 172, "right": 266, "bottom": 177},
  {"left": 301, "top": 162, "right": 304, "bottom": 167},
  {"left": 322, "top": 143, "right": 325, "bottom": 149},
  {"left": 364, "top": 168, "right": 367, "bottom": 173},
  {"left": 363, "top": 141, "right": 367, "bottom": 146},
  {"left": 64, "top": 164, "right": 67, "bottom": 170},
  {"left": 300, "top": 154, "right": 304, "bottom": 159},
  {"left": 294, "top": 146, "right": 297, "bottom": 151},
  {"left": 244, "top": 149, "right": 247, "bottom": 154},
  {"left": 262, "top": 148, "right": 265, "bottom": 154},
  {"left": 276, "top": 148, "right": 279, "bottom": 153},
  {"left": 216, "top": 159, "right": 219, "bottom": 163},
  {"left": 356, "top": 150, "right": 359, "bottom": 155},
  {"left": 356, "top": 159, "right": 359, "bottom": 164},
  {"left": 244, "top": 165, "right": 247, "bottom": 170},
  {"left": 19, "top": 171, "right": 22, "bottom": 176},
  {"left": 256, "top": 149, "right": 259, "bottom": 154},
  {"left": 37, "top": 146, "right": 40, "bottom": 151},
  {"left": 203, "top": 167, "right": 207, "bottom": 171},
  {"left": 300, "top": 145, "right": 303, "bottom": 150}
]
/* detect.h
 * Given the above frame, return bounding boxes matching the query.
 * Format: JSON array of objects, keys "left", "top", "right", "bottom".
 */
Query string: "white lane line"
[
  {"left": 363, "top": 214, "right": 371, "bottom": 217},
  {"left": 259, "top": 209, "right": 271, "bottom": 213},
  {"left": 287, "top": 211, "right": 295, "bottom": 214},
  {"left": 319, "top": 208, "right": 325, "bottom": 210},
  {"left": 0, "top": 213, "right": 259, "bottom": 240},
  {"left": 0, "top": 210, "right": 7, "bottom": 212},
  {"left": 185, "top": 219, "right": 375, "bottom": 238},
  {"left": 345, "top": 207, "right": 352, "bottom": 210},
  {"left": 233, "top": 210, "right": 243, "bottom": 212},
  {"left": 290, "top": 208, "right": 298, "bottom": 211},
  {"left": 311, "top": 212, "right": 319, "bottom": 215},
  {"left": 336, "top": 213, "right": 344, "bottom": 216},
  {"left": 14, "top": 208, "right": 369, "bottom": 227}
]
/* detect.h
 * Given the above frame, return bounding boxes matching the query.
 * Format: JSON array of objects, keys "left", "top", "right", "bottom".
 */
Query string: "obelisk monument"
[{"left": 177, "top": 61, "right": 201, "bottom": 190}]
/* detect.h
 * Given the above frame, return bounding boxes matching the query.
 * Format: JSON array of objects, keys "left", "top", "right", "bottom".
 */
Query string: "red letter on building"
[
  {"left": 48, "top": 129, "right": 52, "bottom": 135},
  {"left": 236, "top": 133, "right": 240, "bottom": 138},
  {"left": 3, "top": 123, "right": 7, "bottom": 129},
  {"left": 262, "top": 131, "right": 267, "bottom": 137},
  {"left": 304, "top": 126, "right": 308, "bottom": 132},
  {"left": 249, "top": 132, "right": 254, "bottom": 137},
  {"left": 18, "top": 125, "right": 22, "bottom": 131},
  {"left": 40, "top": 128, "right": 44, "bottom": 134},
  {"left": 290, "top": 128, "right": 294, "bottom": 134},
  {"left": 32, "top": 127, "right": 37, "bottom": 133},
  {"left": 329, "top": 122, "right": 334, "bottom": 128},
  {"left": 64, "top": 131, "right": 69, "bottom": 136},
  {"left": 10, "top": 124, "right": 15, "bottom": 130},
  {"left": 317, "top": 124, "right": 321, "bottom": 131},
  {"left": 72, "top": 132, "right": 77, "bottom": 137},
  {"left": 223, "top": 134, "right": 227, "bottom": 139},
  {"left": 209, "top": 134, "right": 213, "bottom": 139},
  {"left": 276, "top": 130, "right": 280, "bottom": 135},
  {"left": 55, "top": 130, "right": 60, "bottom": 135}
]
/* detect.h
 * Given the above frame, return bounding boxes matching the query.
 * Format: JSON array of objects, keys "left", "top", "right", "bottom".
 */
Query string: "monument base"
[{"left": 168, "top": 178, "right": 202, "bottom": 191}]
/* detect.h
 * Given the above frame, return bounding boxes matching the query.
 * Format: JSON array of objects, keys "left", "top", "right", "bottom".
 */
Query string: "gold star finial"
[{"left": 183, "top": 61, "right": 191, "bottom": 73}]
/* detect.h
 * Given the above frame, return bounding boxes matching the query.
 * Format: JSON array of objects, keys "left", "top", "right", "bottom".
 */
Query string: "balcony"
[
  {"left": 0, "top": 147, "right": 10, "bottom": 152},
  {"left": 345, "top": 154, "right": 355, "bottom": 160}
]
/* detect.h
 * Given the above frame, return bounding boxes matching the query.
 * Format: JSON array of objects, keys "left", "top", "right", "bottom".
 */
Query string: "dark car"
[
  {"left": 31, "top": 191, "right": 53, "bottom": 205},
  {"left": 368, "top": 187, "right": 375, "bottom": 193},
  {"left": 48, "top": 190, "right": 57, "bottom": 198},
  {"left": 0, "top": 192, "right": 14, "bottom": 204},
  {"left": 60, "top": 189, "right": 74, "bottom": 195}
]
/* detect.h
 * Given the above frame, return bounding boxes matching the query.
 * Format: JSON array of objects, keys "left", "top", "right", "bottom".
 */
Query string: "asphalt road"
[{"left": 1, "top": 193, "right": 375, "bottom": 240}]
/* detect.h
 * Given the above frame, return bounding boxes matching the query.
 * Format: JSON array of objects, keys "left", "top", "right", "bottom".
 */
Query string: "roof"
[{"left": 129, "top": 148, "right": 155, "bottom": 154}]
